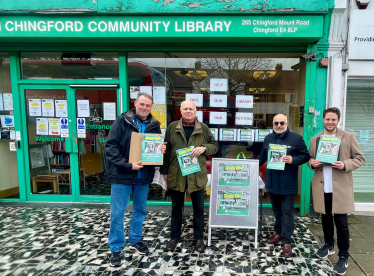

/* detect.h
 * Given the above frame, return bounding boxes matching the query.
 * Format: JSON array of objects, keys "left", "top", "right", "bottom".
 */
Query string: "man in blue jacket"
[
  {"left": 258, "top": 114, "right": 310, "bottom": 257},
  {"left": 105, "top": 93, "right": 166, "bottom": 267}
]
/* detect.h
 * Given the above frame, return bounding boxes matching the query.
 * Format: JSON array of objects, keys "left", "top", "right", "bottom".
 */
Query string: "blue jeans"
[
  {"left": 108, "top": 179, "right": 149, "bottom": 253},
  {"left": 269, "top": 192, "right": 295, "bottom": 244}
]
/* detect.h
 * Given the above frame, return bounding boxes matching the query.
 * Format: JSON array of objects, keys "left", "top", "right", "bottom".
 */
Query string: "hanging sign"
[
  {"left": 48, "top": 118, "right": 61, "bottom": 136},
  {"left": 235, "top": 112, "right": 253, "bottom": 125},
  {"left": 55, "top": 100, "right": 68, "bottom": 117},
  {"left": 36, "top": 118, "right": 49, "bottom": 135},
  {"left": 77, "top": 118, "right": 86, "bottom": 138},
  {"left": 29, "top": 99, "right": 42, "bottom": 116},
  {"left": 236, "top": 95, "right": 253, "bottom": 108},
  {"left": 209, "top": 111, "right": 227, "bottom": 124},
  {"left": 210, "top": 78, "right": 228, "bottom": 92},
  {"left": 60, "top": 118, "right": 69, "bottom": 138},
  {"left": 185, "top": 93, "right": 203, "bottom": 107},
  {"left": 210, "top": 94, "right": 227, "bottom": 107},
  {"left": 42, "top": 99, "right": 55, "bottom": 117},
  {"left": 77, "top": 100, "right": 90, "bottom": 117}
]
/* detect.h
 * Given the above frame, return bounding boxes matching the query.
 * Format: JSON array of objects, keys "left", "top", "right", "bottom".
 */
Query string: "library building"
[{"left": 0, "top": 1, "right": 332, "bottom": 215}]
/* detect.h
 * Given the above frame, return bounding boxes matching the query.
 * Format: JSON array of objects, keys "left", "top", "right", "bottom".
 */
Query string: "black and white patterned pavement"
[{"left": 0, "top": 206, "right": 334, "bottom": 276}]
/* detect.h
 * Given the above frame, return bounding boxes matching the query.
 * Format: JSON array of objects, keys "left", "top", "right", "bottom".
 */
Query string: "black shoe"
[
  {"left": 334, "top": 256, "right": 349, "bottom": 275},
  {"left": 166, "top": 238, "right": 180, "bottom": 252},
  {"left": 110, "top": 251, "right": 122, "bottom": 267},
  {"left": 316, "top": 244, "right": 335, "bottom": 259},
  {"left": 129, "top": 241, "right": 149, "bottom": 255},
  {"left": 195, "top": 239, "right": 205, "bottom": 253}
]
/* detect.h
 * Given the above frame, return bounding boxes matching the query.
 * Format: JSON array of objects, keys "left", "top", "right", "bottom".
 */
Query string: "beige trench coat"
[{"left": 308, "top": 128, "right": 365, "bottom": 214}]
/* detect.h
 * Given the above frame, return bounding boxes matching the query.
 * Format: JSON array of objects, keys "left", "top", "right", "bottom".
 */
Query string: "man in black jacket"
[
  {"left": 105, "top": 93, "right": 166, "bottom": 267},
  {"left": 258, "top": 114, "right": 310, "bottom": 257}
]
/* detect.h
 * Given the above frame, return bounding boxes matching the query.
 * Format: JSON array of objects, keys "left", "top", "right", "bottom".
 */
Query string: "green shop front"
[{"left": 0, "top": 9, "right": 330, "bottom": 215}]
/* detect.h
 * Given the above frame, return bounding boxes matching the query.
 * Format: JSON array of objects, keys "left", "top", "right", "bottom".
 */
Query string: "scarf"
[{"left": 182, "top": 118, "right": 195, "bottom": 127}]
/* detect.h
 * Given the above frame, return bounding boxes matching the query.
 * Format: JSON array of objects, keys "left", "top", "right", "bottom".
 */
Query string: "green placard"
[
  {"left": 0, "top": 15, "right": 323, "bottom": 39},
  {"left": 218, "top": 163, "right": 250, "bottom": 187},
  {"left": 216, "top": 191, "right": 249, "bottom": 216},
  {"left": 266, "top": 144, "right": 286, "bottom": 170},
  {"left": 176, "top": 146, "right": 201, "bottom": 176},
  {"left": 316, "top": 135, "right": 340, "bottom": 164},
  {"left": 141, "top": 134, "right": 164, "bottom": 163}
]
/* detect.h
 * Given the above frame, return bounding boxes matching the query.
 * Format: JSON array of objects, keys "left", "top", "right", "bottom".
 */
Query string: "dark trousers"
[
  {"left": 170, "top": 187, "right": 205, "bottom": 239},
  {"left": 269, "top": 192, "right": 295, "bottom": 244},
  {"left": 322, "top": 193, "right": 350, "bottom": 258}
]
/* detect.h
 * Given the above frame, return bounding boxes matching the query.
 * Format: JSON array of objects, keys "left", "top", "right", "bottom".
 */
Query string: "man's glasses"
[{"left": 273, "top": 121, "right": 285, "bottom": 126}]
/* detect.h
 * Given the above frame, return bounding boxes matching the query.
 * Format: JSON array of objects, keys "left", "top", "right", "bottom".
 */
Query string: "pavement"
[{"left": 0, "top": 202, "right": 373, "bottom": 276}]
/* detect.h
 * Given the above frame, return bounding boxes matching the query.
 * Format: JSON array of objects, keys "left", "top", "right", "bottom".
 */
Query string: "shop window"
[
  {"left": 20, "top": 52, "right": 119, "bottom": 80},
  {"left": 346, "top": 80, "right": 374, "bottom": 203},
  {"left": 128, "top": 52, "right": 306, "bottom": 203},
  {"left": 0, "top": 52, "right": 20, "bottom": 199}
]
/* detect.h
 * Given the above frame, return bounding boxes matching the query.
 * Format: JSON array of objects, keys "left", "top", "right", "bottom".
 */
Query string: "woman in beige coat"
[{"left": 308, "top": 107, "right": 365, "bottom": 275}]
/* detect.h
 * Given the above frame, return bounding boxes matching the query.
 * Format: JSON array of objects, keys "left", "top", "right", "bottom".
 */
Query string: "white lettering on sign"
[
  {"left": 236, "top": 95, "right": 253, "bottom": 108},
  {"left": 185, "top": 93, "right": 203, "bottom": 107},
  {"left": 235, "top": 112, "right": 253, "bottom": 125},
  {"left": 210, "top": 78, "right": 228, "bottom": 92},
  {"left": 209, "top": 112, "right": 227, "bottom": 124},
  {"left": 210, "top": 94, "right": 227, "bottom": 108}
]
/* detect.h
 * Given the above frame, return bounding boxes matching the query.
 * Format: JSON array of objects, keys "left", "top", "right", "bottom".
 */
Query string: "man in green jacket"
[{"left": 160, "top": 100, "right": 218, "bottom": 253}]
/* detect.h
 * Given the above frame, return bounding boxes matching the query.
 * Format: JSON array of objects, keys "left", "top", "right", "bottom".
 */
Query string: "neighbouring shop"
[{"left": 0, "top": 2, "right": 332, "bottom": 214}]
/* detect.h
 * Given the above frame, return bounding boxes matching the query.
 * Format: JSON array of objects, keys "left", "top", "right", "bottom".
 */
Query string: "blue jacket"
[
  {"left": 105, "top": 109, "right": 161, "bottom": 185},
  {"left": 258, "top": 128, "right": 310, "bottom": 195}
]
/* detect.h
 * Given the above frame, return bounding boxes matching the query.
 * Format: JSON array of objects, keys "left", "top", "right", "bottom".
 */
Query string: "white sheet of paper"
[
  {"left": 235, "top": 112, "right": 253, "bottom": 125},
  {"left": 10, "top": 129, "right": 15, "bottom": 140},
  {"left": 236, "top": 95, "right": 253, "bottom": 108},
  {"left": 196, "top": 111, "right": 203, "bottom": 122},
  {"left": 29, "top": 99, "right": 42, "bottom": 116},
  {"left": 16, "top": 131, "right": 21, "bottom": 141},
  {"left": 9, "top": 142, "right": 16, "bottom": 151},
  {"left": 42, "top": 99, "right": 55, "bottom": 117},
  {"left": 103, "top": 102, "right": 116, "bottom": 121},
  {"left": 55, "top": 100, "right": 68, "bottom": 117},
  {"left": 0, "top": 94, "right": 3, "bottom": 111},
  {"left": 185, "top": 93, "right": 203, "bottom": 107},
  {"left": 210, "top": 94, "right": 227, "bottom": 107},
  {"left": 29, "top": 147, "right": 45, "bottom": 168},
  {"left": 77, "top": 100, "right": 90, "bottom": 117},
  {"left": 140, "top": 86, "right": 152, "bottom": 96},
  {"left": 130, "top": 86, "right": 140, "bottom": 99},
  {"left": 60, "top": 118, "right": 69, "bottom": 138},
  {"left": 210, "top": 78, "right": 228, "bottom": 92},
  {"left": 153, "top": 87, "right": 166, "bottom": 104},
  {"left": 3, "top": 93, "right": 13, "bottom": 111},
  {"left": 77, "top": 118, "right": 86, "bottom": 138},
  {"left": 219, "top": 128, "right": 237, "bottom": 141},
  {"left": 48, "top": 118, "right": 61, "bottom": 136},
  {"left": 209, "top": 112, "right": 227, "bottom": 124},
  {"left": 36, "top": 118, "right": 49, "bottom": 135}
]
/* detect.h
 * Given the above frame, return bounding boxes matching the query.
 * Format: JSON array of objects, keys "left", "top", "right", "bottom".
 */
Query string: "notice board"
[{"left": 209, "top": 158, "right": 259, "bottom": 233}]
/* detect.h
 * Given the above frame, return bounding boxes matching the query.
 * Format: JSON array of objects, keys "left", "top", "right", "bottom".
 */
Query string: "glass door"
[
  {"left": 21, "top": 85, "right": 75, "bottom": 201},
  {"left": 70, "top": 87, "right": 120, "bottom": 202}
]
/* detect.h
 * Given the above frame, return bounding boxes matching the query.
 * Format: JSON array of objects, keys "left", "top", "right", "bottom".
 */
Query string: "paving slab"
[
  {"left": 351, "top": 254, "right": 374, "bottom": 275},
  {"left": 349, "top": 238, "right": 374, "bottom": 255}
]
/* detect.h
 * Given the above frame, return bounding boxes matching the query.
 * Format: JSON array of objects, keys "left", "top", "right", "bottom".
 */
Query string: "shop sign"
[
  {"left": 349, "top": 10, "right": 374, "bottom": 59},
  {"left": 0, "top": 15, "right": 323, "bottom": 39}
]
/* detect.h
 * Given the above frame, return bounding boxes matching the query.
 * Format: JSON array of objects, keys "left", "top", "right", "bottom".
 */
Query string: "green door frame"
[{"left": 3, "top": 46, "right": 318, "bottom": 212}]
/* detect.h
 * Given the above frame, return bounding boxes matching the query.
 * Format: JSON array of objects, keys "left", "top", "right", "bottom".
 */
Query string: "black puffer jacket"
[
  {"left": 105, "top": 109, "right": 161, "bottom": 185},
  {"left": 258, "top": 128, "right": 310, "bottom": 195}
]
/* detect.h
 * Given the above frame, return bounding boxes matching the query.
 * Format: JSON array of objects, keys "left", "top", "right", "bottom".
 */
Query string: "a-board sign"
[{"left": 208, "top": 158, "right": 259, "bottom": 247}]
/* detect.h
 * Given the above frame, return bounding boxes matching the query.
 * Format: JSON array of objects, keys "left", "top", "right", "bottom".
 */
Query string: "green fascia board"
[{"left": 0, "top": 0, "right": 329, "bottom": 14}]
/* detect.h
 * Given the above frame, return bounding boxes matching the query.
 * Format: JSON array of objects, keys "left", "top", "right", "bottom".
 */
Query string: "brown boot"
[
  {"left": 267, "top": 234, "right": 281, "bottom": 244},
  {"left": 282, "top": 244, "right": 292, "bottom": 258}
]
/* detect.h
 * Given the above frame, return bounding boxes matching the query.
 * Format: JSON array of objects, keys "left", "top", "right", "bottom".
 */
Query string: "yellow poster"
[{"left": 151, "top": 104, "right": 167, "bottom": 129}]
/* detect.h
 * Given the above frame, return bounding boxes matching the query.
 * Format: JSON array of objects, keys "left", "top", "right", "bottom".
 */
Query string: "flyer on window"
[
  {"left": 256, "top": 129, "right": 272, "bottom": 142},
  {"left": 141, "top": 134, "right": 164, "bottom": 163},
  {"left": 176, "top": 146, "right": 201, "bottom": 176},
  {"left": 3, "top": 93, "right": 13, "bottom": 111},
  {"left": 216, "top": 191, "right": 250, "bottom": 216},
  {"left": 48, "top": 118, "right": 61, "bottom": 136},
  {"left": 210, "top": 128, "right": 218, "bottom": 140},
  {"left": 36, "top": 118, "right": 49, "bottom": 135},
  {"left": 219, "top": 128, "right": 236, "bottom": 141},
  {"left": 218, "top": 163, "right": 250, "bottom": 187},
  {"left": 267, "top": 144, "right": 287, "bottom": 170},
  {"left": 316, "top": 135, "right": 341, "bottom": 164},
  {"left": 55, "top": 100, "right": 68, "bottom": 117},
  {"left": 29, "top": 99, "right": 42, "bottom": 116},
  {"left": 238, "top": 129, "right": 254, "bottom": 141},
  {"left": 42, "top": 99, "right": 55, "bottom": 117}
]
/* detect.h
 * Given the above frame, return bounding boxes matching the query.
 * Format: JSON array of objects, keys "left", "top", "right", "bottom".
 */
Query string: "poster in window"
[
  {"left": 36, "top": 118, "right": 48, "bottom": 135},
  {"left": 360, "top": 130, "right": 369, "bottom": 143},
  {"left": 209, "top": 112, "right": 227, "bottom": 125},
  {"left": 236, "top": 95, "right": 253, "bottom": 108},
  {"left": 3, "top": 93, "right": 13, "bottom": 111},
  {"left": 153, "top": 87, "right": 166, "bottom": 104},
  {"left": 42, "top": 99, "right": 55, "bottom": 117},
  {"left": 185, "top": 93, "right": 203, "bottom": 107},
  {"left": 55, "top": 100, "right": 68, "bottom": 117},
  {"left": 130, "top": 86, "right": 140, "bottom": 99},
  {"left": 196, "top": 111, "right": 203, "bottom": 122},
  {"left": 210, "top": 128, "right": 218, "bottom": 140},
  {"left": 210, "top": 94, "right": 227, "bottom": 107},
  {"left": 103, "top": 102, "right": 116, "bottom": 121},
  {"left": 216, "top": 191, "right": 250, "bottom": 216},
  {"left": 219, "top": 128, "right": 236, "bottom": 141},
  {"left": 77, "top": 100, "right": 90, "bottom": 117},
  {"left": 140, "top": 86, "right": 152, "bottom": 96},
  {"left": 210, "top": 78, "right": 228, "bottom": 92},
  {"left": 29, "top": 147, "right": 45, "bottom": 169},
  {"left": 235, "top": 112, "right": 253, "bottom": 125},
  {"left": 0, "top": 94, "right": 3, "bottom": 111},
  {"left": 29, "top": 99, "right": 42, "bottom": 116},
  {"left": 48, "top": 118, "right": 61, "bottom": 136},
  {"left": 238, "top": 129, "right": 254, "bottom": 141},
  {"left": 151, "top": 104, "right": 167, "bottom": 129}
]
